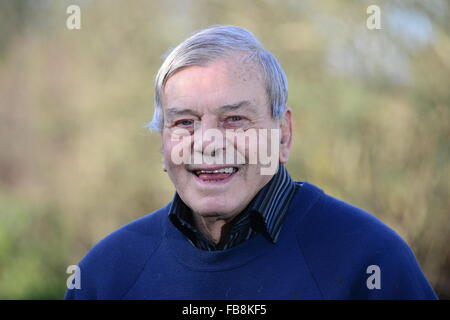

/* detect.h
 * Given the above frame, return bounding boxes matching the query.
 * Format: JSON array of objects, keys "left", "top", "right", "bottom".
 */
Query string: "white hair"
[{"left": 147, "top": 25, "right": 288, "bottom": 131}]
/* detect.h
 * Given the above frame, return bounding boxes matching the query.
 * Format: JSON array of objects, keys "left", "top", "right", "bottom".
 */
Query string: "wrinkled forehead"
[{"left": 162, "top": 54, "right": 268, "bottom": 113}]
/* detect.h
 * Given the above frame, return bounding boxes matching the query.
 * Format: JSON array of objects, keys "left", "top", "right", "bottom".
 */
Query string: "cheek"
[
  {"left": 162, "top": 143, "right": 182, "bottom": 182},
  {"left": 162, "top": 131, "right": 194, "bottom": 166},
  {"left": 161, "top": 143, "right": 173, "bottom": 166},
  {"left": 161, "top": 139, "right": 191, "bottom": 185},
  {"left": 229, "top": 133, "right": 256, "bottom": 164}
]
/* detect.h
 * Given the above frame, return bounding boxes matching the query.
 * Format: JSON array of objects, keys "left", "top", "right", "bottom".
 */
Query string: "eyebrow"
[
  {"left": 217, "top": 100, "right": 256, "bottom": 114},
  {"left": 165, "top": 108, "right": 201, "bottom": 118},
  {"left": 165, "top": 100, "right": 257, "bottom": 119}
]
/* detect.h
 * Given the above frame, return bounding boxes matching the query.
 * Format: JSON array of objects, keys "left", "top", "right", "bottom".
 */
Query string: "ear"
[{"left": 279, "top": 108, "right": 293, "bottom": 164}]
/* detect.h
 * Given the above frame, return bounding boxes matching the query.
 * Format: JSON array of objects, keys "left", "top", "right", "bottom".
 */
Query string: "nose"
[{"left": 192, "top": 117, "right": 225, "bottom": 161}]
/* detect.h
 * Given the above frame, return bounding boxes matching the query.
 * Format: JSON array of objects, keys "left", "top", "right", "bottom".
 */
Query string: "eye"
[
  {"left": 175, "top": 119, "right": 194, "bottom": 127},
  {"left": 228, "top": 116, "right": 243, "bottom": 122}
]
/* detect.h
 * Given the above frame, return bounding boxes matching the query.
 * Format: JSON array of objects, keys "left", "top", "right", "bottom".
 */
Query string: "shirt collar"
[
  {"left": 246, "top": 163, "right": 297, "bottom": 242},
  {"left": 168, "top": 163, "right": 297, "bottom": 244}
]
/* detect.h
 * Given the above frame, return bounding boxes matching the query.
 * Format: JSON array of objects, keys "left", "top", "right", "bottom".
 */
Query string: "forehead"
[{"left": 162, "top": 54, "right": 267, "bottom": 113}]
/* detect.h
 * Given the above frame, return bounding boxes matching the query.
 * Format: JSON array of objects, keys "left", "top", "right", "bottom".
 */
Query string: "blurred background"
[{"left": 0, "top": 0, "right": 449, "bottom": 299}]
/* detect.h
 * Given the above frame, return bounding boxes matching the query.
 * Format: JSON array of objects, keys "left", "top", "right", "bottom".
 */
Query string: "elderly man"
[{"left": 65, "top": 25, "right": 437, "bottom": 299}]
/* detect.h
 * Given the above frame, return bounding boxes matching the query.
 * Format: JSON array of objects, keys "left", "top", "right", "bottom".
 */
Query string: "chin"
[{"left": 189, "top": 197, "right": 239, "bottom": 217}]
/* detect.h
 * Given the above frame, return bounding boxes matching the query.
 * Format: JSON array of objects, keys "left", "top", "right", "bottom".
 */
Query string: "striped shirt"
[{"left": 168, "top": 164, "right": 298, "bottom": 251}]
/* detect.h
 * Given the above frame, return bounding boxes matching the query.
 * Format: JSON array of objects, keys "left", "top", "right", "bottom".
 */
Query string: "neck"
[{"left": 192, "top": 213, "right": 236, "bottom": 245}]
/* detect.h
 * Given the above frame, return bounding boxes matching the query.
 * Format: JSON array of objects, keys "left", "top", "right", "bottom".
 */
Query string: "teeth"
[{"left": 195, "top": 167, "right": 236, "bottom": 175}]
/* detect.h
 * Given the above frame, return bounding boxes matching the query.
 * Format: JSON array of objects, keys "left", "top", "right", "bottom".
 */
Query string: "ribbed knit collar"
[{"left": 163, "top": 181, "right": 323, "bottom": 271}]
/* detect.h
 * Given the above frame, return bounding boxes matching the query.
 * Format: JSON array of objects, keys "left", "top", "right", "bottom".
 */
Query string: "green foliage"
[{"left": 0, "top": 195, "right": 68, "bottom": 299}]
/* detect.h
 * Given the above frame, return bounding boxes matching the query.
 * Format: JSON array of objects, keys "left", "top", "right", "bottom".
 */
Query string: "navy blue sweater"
[{"left": 65, "top": 182, "right": 437, "bottom": 299}]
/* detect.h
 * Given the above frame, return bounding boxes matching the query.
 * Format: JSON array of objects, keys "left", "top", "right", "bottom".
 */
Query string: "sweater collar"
[{"left": 164, "top": 181, "right": 324, "bottom": 271}]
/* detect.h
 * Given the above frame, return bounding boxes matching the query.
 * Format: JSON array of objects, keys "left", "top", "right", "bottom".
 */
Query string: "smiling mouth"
[{"left": 189, "top": 166, "right": 239, "bottom": 182}]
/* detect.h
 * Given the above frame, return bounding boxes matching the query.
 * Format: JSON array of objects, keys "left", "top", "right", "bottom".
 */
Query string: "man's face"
[{"left": 161, "top": 54, "right": 291, "bottom": 219}]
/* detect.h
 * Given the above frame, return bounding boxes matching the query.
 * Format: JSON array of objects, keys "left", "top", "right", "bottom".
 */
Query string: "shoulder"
[
  {"left": 65, "top": 203, "right": 170, "bottom": 299},
  {"left": 295, "top": 183, "right": 400, "bottom": 245},
  {"left": 293, "top": 182, "right": 437, "bottom": 299},
  {"left": 81, "top": 203, "right": 169, "bottom": 265}
]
